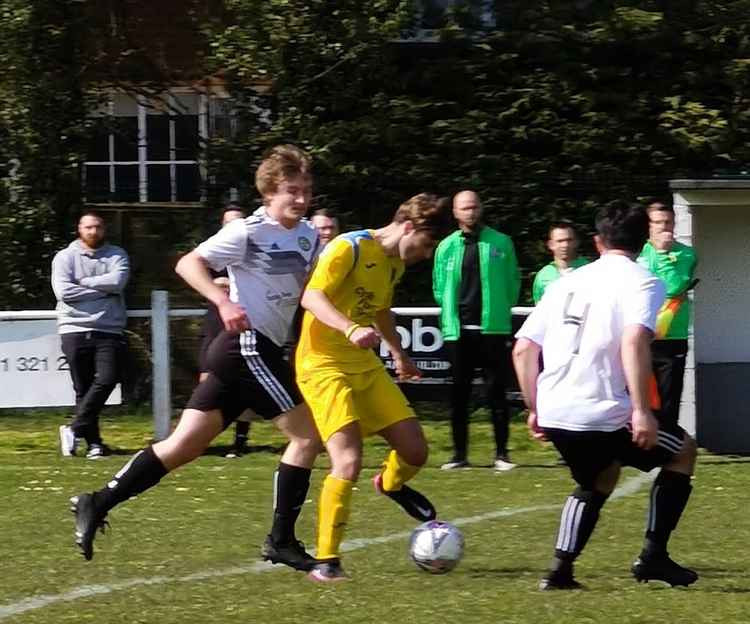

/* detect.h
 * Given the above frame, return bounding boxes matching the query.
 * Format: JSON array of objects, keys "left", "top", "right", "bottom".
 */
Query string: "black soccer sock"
[
  {"left": 92, "top": 446, "right": 168, "bottom": 514},
  {"left": 235, "top": 420, "right": 250, "bottom": 444},
  {"left": 270, "top": 462, "right": 311, "bottom": 544},
  {"left": 553, "top": 488, "right": 609, "bottom": 562},
  {"left": 642, "top": 469, "right": 692, "bottom": 558}
]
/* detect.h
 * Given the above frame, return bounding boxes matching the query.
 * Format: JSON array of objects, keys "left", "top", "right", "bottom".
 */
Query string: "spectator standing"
[
  {"left": 52, "top": 211, "right": 130, "bottom": 459},
  {"left": 433, "top": 191, "right": 520, "bottom": 471},
  {"left": 532, "top": 222, "right": 589, "bottom": 304},
  {"left": 310, "top": 208, "right": 341, "bottom": 248}
]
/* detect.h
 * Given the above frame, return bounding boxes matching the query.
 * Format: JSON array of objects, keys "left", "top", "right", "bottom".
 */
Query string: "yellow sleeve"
[{"left": 307, "top": 238, "right": 356, "bottom": 295}]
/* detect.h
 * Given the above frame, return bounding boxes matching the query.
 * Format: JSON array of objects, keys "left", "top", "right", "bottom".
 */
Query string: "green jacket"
[
  {"left": 432, "top": 226, "right": 520, "bottom": 340},
  {"left": 637, "top": 240, "right": 697, "bottom": 339},
  {"left": 532, "top": 256, "right": 589, "bottom": 304}
]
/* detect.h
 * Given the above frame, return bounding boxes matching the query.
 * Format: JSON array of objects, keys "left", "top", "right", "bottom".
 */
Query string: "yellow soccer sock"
[
  {"left": 316, "top": 474, "right": 354, "bottom": 561},
  {"left": 381, "top": 450, "right": 420, "bottom": 492}
]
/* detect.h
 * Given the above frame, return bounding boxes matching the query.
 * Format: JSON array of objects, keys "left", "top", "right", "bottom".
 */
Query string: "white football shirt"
[
  {"left": 516, "top": 253, "right": 665, "bottom": 431},
  {"left": 197, "top": 207, "right": 320, "bottom": 347}
]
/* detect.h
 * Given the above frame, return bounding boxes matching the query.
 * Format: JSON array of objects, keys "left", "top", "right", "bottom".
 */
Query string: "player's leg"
[
  {"left": 357, "top": 369, "right": 436, "bottom": 521},
  {"left": 654, "top": 339, "right": 688, "bottom": 427},
  {"left": 480, "top": 334, "right": 515, "bottom": 470},
  {"left": 629, "top": 423, "right": 698, "bottom": 586},
  {"left": 375, "top": 418, "right": 437, "bottom": 522},
  {"left": 307, "top": 422, "right": 362, "bottom": 582},
  {"left": 226, "top": 410, "right": 252, "bottom": 458},
  {"left": 540, "top": 428, "right": 620, "bottom": 590},
  {"left": 443, "top": 333, "right": 474, "bottom": 469},
  {"left": 261, "top": 403, "right": 321, "bottom": 571},
  {"left": 70, "top": 406, "right": 224, "bottom": 560}
]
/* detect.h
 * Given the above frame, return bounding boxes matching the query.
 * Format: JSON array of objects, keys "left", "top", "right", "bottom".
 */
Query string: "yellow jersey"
[{"left": 295, "top": 230, "right": 404, "bottom": 375}]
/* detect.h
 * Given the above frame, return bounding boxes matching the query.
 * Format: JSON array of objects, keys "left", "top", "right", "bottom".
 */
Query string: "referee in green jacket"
[
  {"left": 433, "top": 191, "right": 520, "bottom": 471},
  {"left": 638, "top": 200, "right": 698, "bottom": 427}
]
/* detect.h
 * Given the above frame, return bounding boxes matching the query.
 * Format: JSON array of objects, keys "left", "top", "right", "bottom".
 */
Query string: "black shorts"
[
  {"left": 544, "top": 422, "right": 686, "bottom": 490},
  {"left": 198, "top": 304, "right": 224, "bottom": 373},
  {"left": 187, "top": 329, "right": 302, "bottom": 428}
]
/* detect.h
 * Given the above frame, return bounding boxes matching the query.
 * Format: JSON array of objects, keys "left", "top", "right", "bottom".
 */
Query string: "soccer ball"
[{"left": 409, "top": 520, "right": 464, "bottom": 574}]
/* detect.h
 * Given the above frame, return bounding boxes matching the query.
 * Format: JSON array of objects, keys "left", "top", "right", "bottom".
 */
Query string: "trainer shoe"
[
  {"left": 373, "top": 473, "right": 437, "bottom": 522},
  {"left": 225, "top": 440, "right": 248, "bottom": 459},
  {"left": 539, "top": 571, "right": 583, "bottom": 591},
  {"left": 70, "top": 493, "right": 109, "bottom": 561},
  {"left": 631, "top": 554, "right": 698, "bottom": 587},
  {"left": 261, "top": 534, "right": 316, "bottom": 571},
  {"left": 493, "top": 455, "right": 517, "bottom": 472},
  {"left": 307, "top": 559, "right": 349, "bottom": 583},
  {"left": 85, "top": 443, "right": 111, "bottom": 460},
  {"left": 440, "top": 459, "right": 470, "bottom": 470},
  {"left": 59, "top": 425, "right": 78, "bottom": 457}
]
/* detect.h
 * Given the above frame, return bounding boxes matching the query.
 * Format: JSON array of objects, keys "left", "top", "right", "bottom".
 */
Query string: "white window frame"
[{"left": 84, "top": 87, "right": 231, "bottom": 204}]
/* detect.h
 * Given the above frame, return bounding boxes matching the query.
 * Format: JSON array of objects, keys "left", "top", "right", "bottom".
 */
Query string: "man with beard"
[{"left": 52, "top": 211, "right": 130, "bottom": 459}]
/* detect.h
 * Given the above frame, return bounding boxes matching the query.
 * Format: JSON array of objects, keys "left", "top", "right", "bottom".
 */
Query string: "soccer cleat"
[
  {"left": 70, "top": 493, "right": 109, "bottom": 561},
  {"left": 59, "top": 425, "right": 78, "bottom": 457},
  {"left": 440, "top": 459, "right": 471, "bottom": 470},
  {"left": 307, "top": 559, "right": 349, "bottom": 583},
  {"left": 261, "top": 534, "right": 316, "bottom": 571},
  {"left": 86, "top": 443, "right": 111, "bottom": 460},
  {"left": 631, "top": 554, "right": 698, "bottom": 587},
  {"left": 493, "top": 455, "right": 517, "bottom": 472},
  {"left": 539, "top": 572, "right": 583, "bottom": 591},
  {"left": 373, "top": 473, "right": 437, "bottom": 522}
]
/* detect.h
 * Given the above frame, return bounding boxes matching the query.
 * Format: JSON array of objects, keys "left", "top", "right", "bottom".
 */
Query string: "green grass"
[{"left": 1, "top": 408, "right": 749, "bottom": 624}]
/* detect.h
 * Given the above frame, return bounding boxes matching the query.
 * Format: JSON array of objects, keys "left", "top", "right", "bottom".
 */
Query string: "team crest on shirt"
[{"left": 298, "top": 237, "right": 311, "bottom": 251}]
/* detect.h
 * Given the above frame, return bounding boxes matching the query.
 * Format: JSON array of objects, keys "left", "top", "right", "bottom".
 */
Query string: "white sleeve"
[
  {"left": 196, "top": 219, "right": 248, "bottom": 272},
  {"left": 623, "top": 275, "right": 665, "bottom": 332},
  {"left": 515, "top": 295, "right": 550, "bottom": 346}
]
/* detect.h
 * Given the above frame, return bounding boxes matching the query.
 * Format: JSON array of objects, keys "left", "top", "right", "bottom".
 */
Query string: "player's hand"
[
  {"left": 348, "top": 325, "right": 380, "bottom": 349},
  {"left": 393, "top": 353, "right": 422, "bottom": 381},
  {"left": 527, "top": 410, "right": 546, "bottom": 441},
  {"left": 631, "top": 408, "right": 658, "bottom": 449},
  {"left": 218, "top": 300, "right": 250, "bottom": 333}
]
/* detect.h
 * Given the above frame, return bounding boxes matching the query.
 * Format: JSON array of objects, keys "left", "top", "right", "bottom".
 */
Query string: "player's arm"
[
  {"left": 506, "top": 238, "right": 521, "bottom": 305},
  {"left": 51, "top": 253, "right": 106, "bottom": 302},
  {"left": 432, "top": 244, "right": 445, "bottom": 305},
  {"left": 175, "top": 250, "right": 248, "bottom": 333},
  {"left": 300, "top": 288, "right": 379, "bottom": 349},
  {"left": 78, "top": 252, "right": 130, "bottom": 294},
  {"left": 512, "top": 337, "right": 544, "bottom": 440},
  {"left": 374, "top": 308, "right": 420, "bottom": 380},
  {"left": 622, "top": 324, "right": 658, "bottom": 450}
]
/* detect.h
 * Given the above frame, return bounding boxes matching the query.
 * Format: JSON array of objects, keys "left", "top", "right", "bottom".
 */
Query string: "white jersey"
[
  {"left": 516, "top": 253, "right": 665, "bottom": 432},
  {"left": 197, "top": 207, "right": 320, "bottom": 347}
]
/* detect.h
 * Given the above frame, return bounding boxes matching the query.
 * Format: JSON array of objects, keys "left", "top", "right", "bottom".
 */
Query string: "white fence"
[{"left": 0, "top": 291, "right": 534, "bottom": 440}]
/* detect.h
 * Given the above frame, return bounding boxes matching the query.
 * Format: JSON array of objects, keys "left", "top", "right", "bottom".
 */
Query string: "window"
[
  {"left": 400, "top": 0, "right": 495, "bottom": 41},
  {"left": 84, "top": 89, "right": 228, "bottom": 203}
]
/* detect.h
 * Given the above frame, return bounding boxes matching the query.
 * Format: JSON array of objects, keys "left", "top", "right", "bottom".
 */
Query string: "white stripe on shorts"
[{"left": 239, "top": 330, "right": 295, "bottom": 413}]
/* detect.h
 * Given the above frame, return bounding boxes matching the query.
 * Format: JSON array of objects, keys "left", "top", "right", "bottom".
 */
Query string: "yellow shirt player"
[{"left": 297, "top": 193, "right": 452, "bottom": 582}]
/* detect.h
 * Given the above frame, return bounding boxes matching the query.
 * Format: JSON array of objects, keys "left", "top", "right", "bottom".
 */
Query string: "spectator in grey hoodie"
[{"left": 52, "top": 211, "right": 130, "bottom": 459}]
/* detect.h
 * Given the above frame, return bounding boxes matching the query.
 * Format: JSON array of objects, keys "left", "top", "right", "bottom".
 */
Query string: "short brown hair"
[
  {"left": 393, "top": 193, "right": 452, "bottom": 240},
  {"left": 646, "top": 200, "right": 674, "bottom": 215},
  {"left": 255, "top": 144, "right": 312, "bottom": 197}
]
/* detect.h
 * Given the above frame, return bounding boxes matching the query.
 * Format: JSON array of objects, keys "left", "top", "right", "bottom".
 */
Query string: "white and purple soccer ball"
[{"left": 409, "top": 520, "right": 464, "bottom": 574}]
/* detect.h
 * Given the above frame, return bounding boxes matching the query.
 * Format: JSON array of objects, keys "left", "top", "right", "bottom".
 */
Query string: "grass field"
[{"left": 1, "top": 407, "right": 749, "bottom": 624}]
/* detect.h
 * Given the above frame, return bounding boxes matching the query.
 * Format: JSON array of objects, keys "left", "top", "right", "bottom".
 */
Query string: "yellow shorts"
[{"left": 297, "top": 366, "right": 416, "bottom": 442}]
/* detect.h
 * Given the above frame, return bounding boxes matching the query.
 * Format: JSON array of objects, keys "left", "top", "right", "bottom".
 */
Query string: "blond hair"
[{"left": 255, "top": 144, "right": 312, "bottom": 197}]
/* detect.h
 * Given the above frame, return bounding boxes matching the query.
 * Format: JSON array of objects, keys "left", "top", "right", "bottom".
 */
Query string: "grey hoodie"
[{"left": 51, "top": 240, "right": 130, "bottom": 334}]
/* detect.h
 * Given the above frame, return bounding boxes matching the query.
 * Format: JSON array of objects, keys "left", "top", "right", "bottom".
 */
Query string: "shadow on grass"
[{"left": 201, "top": 444, "right": 285, "bottom": 457}]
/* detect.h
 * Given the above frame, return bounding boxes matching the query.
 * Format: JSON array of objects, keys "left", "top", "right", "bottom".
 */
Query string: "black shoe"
[
  {"left": 86, "top": 443, "right": 111, "bottom": 460},
  {"left": 632, "top": 554, "right": 698, "bottom": 587},
  {"left": 225, "top": 440, "right": 248, "bottom": 458},
  {"left": 373, "top": 473, "right": 436, "bottom": 522},
  {"left": 70, "top": 493, "right": 109, "bottom": 561},
  {"left": 307, "top": 558, "right": 349, "bottom": 583},
  {"left": 539, "top": 571, "right": 583, "bottom": 591},
  {"left": 261, "top": 535, "right": 316, "bottom": 571}
]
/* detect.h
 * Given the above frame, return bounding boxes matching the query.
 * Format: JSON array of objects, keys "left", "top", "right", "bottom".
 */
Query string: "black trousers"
[
  {"left": 651, "top": 339, "right": 689, "bottom": 427},
  {"left": 60, "top": 331, "right": 126, "bottom": 445},
  {"left": 448, "top": 331, "right": 511, "bottom": 460}
]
